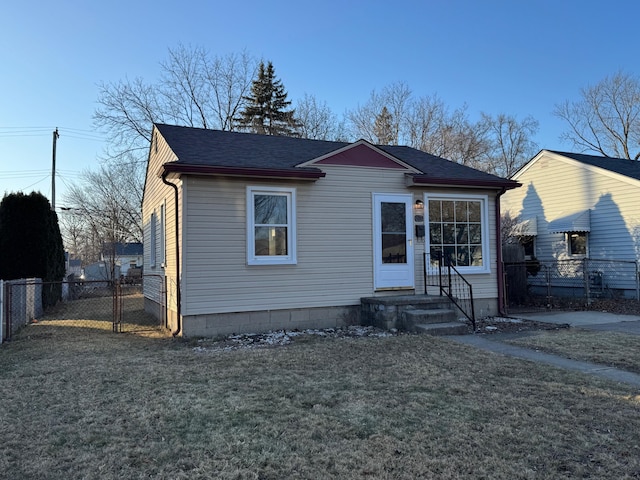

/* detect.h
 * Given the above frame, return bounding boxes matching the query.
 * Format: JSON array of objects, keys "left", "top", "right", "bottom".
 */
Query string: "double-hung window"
[
  {"left": 247, "top": 186, "right": 297, "bottom": 265},
  {"left": 426, "top": 194, "right": 490, "bottom": 273}
]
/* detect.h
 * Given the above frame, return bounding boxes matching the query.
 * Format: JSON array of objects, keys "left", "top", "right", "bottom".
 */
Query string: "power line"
[
  {"left": 0, "top": 126, "right": 105, "bottom": 141},
  {"left": 7, "top": 174, "right": 51, "bottom": 192}
]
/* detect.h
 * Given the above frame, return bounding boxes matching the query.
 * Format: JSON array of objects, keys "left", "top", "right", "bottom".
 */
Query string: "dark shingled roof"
[
  {"left": 154, "top": 124, "right": 519, "bottom": 188},
  {"left": 549, "top": 150, "right": 640, "bottom": 181},
  {"left": 103, "top": 242, "right": 143, "bottom": 256}
]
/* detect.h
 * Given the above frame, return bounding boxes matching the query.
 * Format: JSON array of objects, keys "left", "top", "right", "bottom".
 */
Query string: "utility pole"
[{"left": 51, "top": 127, "right": 59, "bottom": 211}]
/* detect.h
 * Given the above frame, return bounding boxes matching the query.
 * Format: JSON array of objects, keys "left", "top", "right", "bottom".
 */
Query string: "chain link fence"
[
  {"left": 2, "top": 277, "right": 165, "bottom": 341},
  {"left": 503, "top": 258, "right": 640, "bottom": 313}
]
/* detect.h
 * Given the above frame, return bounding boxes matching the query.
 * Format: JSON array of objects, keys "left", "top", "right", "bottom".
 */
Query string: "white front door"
[{"left": 373, "top": 194, "right": 414, "bottom": 290}]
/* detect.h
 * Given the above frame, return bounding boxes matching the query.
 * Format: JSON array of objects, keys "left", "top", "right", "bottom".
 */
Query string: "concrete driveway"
[{"left": 516, "top": 310, "right": 640, "bottom": 334}]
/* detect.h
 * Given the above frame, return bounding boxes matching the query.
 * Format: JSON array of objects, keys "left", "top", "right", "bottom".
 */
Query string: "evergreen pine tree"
[
  {"left": 0, "top": 192, "right": 66, "bottom": 307},
  {"left": 236, "top": 61, "right": 300, "bottom": 136},
  {"left": 373, "top": 106, "right": 394, "bottom": 144}
]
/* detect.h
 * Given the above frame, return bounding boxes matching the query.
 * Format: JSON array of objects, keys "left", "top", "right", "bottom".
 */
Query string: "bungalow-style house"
[
  {"left": 142, "top": 124, "right": 519, "bottom": 337},
  {"left": 501, "top": 150, "right": 640, "bottom": 298}
]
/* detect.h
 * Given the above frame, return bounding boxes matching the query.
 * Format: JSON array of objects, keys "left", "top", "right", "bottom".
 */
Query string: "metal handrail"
[{"left": 424, "top": 252, "right": 476, "bottom": 330}]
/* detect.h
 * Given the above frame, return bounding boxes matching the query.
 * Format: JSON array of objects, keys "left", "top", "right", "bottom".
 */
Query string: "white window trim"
[
  {"left": 159, "top": 200, "right": 166, "bottom": 267},
  {"left": 247, "top": 186, "right": 297, "bottom": 265},
  {"left": 149, "top": 211, "right": 157, "bottom": 268},
  {"left": 424, "top": 193, "right": 491, "bottom": 274}
]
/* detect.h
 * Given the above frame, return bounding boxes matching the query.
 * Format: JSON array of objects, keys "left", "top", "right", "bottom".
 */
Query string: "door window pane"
[
  {"left": 381, "top": 202, "right": 406, "bottom": 233},
  {"left": 382, "top": 234, "right": 406, "bottom": 263},
  {"left": 381, "top": 202, "right": 406, "bottom": 264}
]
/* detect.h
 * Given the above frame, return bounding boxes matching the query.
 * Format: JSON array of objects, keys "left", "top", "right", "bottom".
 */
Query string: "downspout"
[
  {"left": 161, "top": 172, "right": 181, "bottom": 337},
  {"left": 496, "top": 188, "right": 507, "bottom": 316}
]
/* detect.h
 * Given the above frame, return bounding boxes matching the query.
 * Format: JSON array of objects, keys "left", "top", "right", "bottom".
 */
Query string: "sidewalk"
[
  {"left": 448, "top": 310, "right": 640, "bottom": 388},
  {"left": 515, "top": 310, "right": 640, "bottom": 328}
]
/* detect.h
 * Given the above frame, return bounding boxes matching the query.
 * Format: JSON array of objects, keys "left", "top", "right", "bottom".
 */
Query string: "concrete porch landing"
[{"left": 360, "top": 294, "right": 471, "bottom": 336}]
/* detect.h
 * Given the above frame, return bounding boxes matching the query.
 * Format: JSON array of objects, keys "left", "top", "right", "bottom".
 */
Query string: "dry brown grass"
[
  {"left": 1, "top": 324, "right": 640, "bottom": 479},
  {"left": 504, "top": 329, "right": 640, "bottom": 374},
  {"left": 35, "top": 292, "right": 162, "bottom": 335}
]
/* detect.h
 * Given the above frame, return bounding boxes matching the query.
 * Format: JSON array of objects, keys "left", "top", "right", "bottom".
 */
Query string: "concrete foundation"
[{"left": 178, "top": 305, "right": 360, "bottom": 338}]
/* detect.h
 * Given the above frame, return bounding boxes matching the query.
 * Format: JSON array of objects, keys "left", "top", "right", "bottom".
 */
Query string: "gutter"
[
  {"left": 496, "top": 188, "right": 507, "bottom": 316},
  {"left": 161, "top": 172, "right": 181, "bottom": 337},
  {"left": 406, "top": 174, "right": 521, "bottom": 190},
  {"left": 160, "top": 163, "right": 325, "bottom": 181}
]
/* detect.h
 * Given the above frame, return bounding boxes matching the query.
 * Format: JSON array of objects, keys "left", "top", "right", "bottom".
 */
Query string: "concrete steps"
[
  {"left": 360, "top": 294, "right": 471, "bottom": 336},
  {"left": 414, "top": 321, "right": 471, "bottom": 336}
]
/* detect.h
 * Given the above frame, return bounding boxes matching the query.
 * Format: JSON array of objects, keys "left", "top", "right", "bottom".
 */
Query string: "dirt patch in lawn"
[{"left": 475, "top": 316, "right": 570, "bottom": 335}]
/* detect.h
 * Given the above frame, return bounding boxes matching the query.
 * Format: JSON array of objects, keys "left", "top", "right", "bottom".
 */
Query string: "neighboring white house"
[
  {"left": 501, "top": 150, "right": 640, "bottom": 297},
  {"left": 100, "top": 242, "right": 143, "bottom": 277},
  {"left": 142, "top": 124, "right": 520, "bottom": 337}
]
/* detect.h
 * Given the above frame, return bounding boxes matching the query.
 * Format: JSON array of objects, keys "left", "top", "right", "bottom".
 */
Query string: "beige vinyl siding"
[
  {"left": 503, "top": 152, "right": 640, "bottom": 262},
  {"left": 142, "top": 131, "right": 182, "bottom": 313},
  {"left": 182, "top": 166, "right": 381, "bottom": 315},
  {"left": 181, "top": 166, "right": 500, "bottom": 316}
]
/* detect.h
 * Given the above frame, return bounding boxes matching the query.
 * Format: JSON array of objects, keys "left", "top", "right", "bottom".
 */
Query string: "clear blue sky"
[{"left": 1, "top": 0, "right": 637, "bottom": 205}]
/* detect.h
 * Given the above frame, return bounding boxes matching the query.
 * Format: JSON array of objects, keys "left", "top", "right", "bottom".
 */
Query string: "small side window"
[
  {"left": 568, "top": 232, "right": 587, "bottom": 256},
  {"left": 159, "top": 202, "right": 166, "bottom": 267},
  {"left": 521, "top": 236, "right": 535, "bottom": 260},
  {"left": 150, "top": 212, "right": 157, "bottom": 267}
]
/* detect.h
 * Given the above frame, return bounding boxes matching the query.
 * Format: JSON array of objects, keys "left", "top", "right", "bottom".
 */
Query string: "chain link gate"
[{"left": 2, "top": 277, "right": 166, "bottom": 340}]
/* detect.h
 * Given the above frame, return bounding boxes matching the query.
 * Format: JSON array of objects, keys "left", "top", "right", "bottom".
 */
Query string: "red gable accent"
[{"left": 313, "top": 143, "right": 406, "bottom": 169}]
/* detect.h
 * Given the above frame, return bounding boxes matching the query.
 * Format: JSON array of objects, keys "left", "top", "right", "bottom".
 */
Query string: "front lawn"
[{"left": 1, "top": 324, "right": 639, "bottom": 479}]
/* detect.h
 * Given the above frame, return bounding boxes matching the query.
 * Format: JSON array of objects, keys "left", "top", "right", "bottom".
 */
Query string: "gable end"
[{"left": 303, "top": 142, "right": 415, "bottom": 170}]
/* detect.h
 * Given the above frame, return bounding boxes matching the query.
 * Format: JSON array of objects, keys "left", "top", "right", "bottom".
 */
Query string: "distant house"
[
  {"left": 142, "top": 124, "right": 519, "bottom": 337},
  {"left": 82, "top": 261, "right": 120, "bottom": 283},
  {"left": 64, "top": 252, "right": 82, "bottom": 278},
  {"left": 501, "top": 150, "right": 640, "bottom": 298},
  {"left": 101, "top": 242, "right": 143, "bottom": 276}
]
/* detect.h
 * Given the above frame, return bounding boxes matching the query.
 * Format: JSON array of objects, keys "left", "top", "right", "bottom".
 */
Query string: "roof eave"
[
  {"left": 406, "top": 174, "right": 521, "bottom": 190},
  {"left": 159, "top": 163, "right": 326, "bottom": 181}
]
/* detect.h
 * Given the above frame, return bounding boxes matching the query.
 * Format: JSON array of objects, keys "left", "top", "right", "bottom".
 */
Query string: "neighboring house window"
[
  {"left": 427, "top": 195, "right": 489, "bottom": 273},
  {"left": 521, "top": 236, "right": 535, "bottom": 260},
  {"left": 247, "top": 186, "right": 297, "bottom": 265},
  {"left": 150, "top": 212, "right": 157, "bottom": 267},
  {"left": 568, "top": 232, "right": 587, "bottom": 256}
]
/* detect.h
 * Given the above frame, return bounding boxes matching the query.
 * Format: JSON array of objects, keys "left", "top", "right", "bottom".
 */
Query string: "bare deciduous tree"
[
  {"left": 347, "top": 81, "right": 412, "bottom": 144},
  {"left": 480, "top": 113, "right": 539, "bottom": 177},
  {"left": 295, "top": 93, "right": 346, "bottom": 140},
  {"left": 554, "top": 71, "right": 640, "bottom": 160},
  {"left": 404, "top": 94, "right": 448, "bottom": 152},
  {"left": 94, "top": 45, "right": 258, "bottom": 163},
  {"left": 86, "top": 47, "right": 258, "bottom": 266},
  {"left": 61, "top": 159, "right": 144, "bottom": 267},
  {"left": 348, "top": 87, "right": 495, "bottom": 170}
]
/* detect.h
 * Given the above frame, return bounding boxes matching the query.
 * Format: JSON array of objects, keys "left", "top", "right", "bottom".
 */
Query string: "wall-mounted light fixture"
[{"left": 414, "top": 200, "right": 424, "bottom": 222}]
